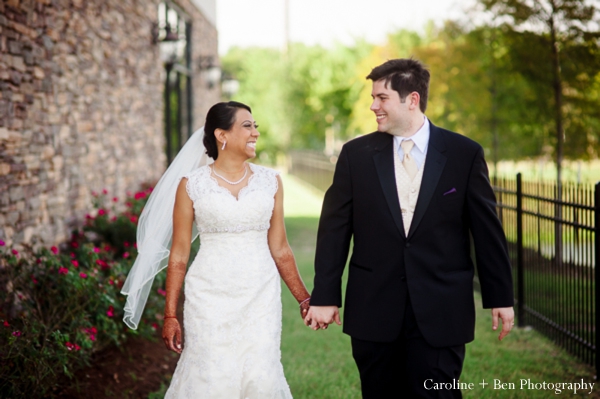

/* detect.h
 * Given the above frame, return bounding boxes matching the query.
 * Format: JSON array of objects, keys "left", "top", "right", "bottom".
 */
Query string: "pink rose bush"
[{"left": 0, "top": 185, "right": 171, "bottom": 397}]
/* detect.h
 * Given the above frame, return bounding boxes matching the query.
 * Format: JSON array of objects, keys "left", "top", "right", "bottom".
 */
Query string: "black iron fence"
[
  {"left": 289, "top": 150, "right": 337, "bottom": 193},
  {"left": 289, "top": 150, "right": 600, "bottom": 376},
  {"left": 494, "top": 175, "right": 599, "bottom": 375}
]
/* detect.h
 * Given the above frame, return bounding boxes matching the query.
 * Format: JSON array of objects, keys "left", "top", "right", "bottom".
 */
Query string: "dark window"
[{"left": 157, "top": 2, "right": 193, "bottom": 164}]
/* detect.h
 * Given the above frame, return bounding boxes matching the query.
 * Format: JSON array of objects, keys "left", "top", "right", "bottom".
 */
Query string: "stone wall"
[{"left": 0, "top": 0, "right": 220, "bottom": 247}]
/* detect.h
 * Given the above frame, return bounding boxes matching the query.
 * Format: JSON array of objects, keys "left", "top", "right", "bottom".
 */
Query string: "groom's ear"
[{"left": 408, "top": 92, "right": 420, "bottom": 110}]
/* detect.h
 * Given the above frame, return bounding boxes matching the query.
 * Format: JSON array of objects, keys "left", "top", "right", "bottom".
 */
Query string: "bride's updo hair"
[{"left": 204, "top": 101, "right": 252, "bottom": 160}]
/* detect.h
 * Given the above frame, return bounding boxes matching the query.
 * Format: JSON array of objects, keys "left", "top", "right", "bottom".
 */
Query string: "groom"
[{"left": 305, "top": 58, "right": 514, "bottom": 398}]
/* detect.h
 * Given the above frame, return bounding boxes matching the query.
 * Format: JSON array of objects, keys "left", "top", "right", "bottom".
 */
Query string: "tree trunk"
[
  {"left": 490, "top": 29, "right": 499, "bottom": 185},
  {"left": 548, "top": 4, "right": 564, "bottom": 267}
]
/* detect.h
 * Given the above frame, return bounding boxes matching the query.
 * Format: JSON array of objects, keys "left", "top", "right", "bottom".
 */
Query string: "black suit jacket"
[{"left": 310, "top": 123, "right": 514, "bottom": 348}]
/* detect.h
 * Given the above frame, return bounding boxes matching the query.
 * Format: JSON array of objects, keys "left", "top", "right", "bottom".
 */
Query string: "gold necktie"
[{"left": 401, "top": 139, "right": 418, "bottom": 180}]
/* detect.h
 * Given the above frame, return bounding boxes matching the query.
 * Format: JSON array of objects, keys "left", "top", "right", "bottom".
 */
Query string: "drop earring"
[{"left": 221, "top": 141, "right": 226, "bottom": 150}]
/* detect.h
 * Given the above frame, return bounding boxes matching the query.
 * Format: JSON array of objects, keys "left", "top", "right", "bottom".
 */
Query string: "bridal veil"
[{"left": 121, "top": 127, "right": 212, "bottom": 329}]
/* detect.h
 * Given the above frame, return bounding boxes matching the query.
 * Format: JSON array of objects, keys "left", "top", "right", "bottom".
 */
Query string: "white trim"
[{"left": 190, "top": 0, "right": 216, "bottom": 27}]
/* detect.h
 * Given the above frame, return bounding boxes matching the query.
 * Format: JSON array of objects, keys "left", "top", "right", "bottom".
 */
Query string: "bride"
[{"left": 121, "top": 101, "right": 311, "bottom": 398}]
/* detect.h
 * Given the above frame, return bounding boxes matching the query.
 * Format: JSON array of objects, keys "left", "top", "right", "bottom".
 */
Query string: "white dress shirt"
[{"left": 393, "top": 117, "right": 430, "bottom": 170}]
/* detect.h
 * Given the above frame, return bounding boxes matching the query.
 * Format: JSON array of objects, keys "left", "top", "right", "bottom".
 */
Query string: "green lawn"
[{"left": 279, "top": 173, "right": 598, "bottom": 399}]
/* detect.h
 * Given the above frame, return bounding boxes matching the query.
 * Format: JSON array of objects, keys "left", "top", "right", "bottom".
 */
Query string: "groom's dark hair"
[
  {"left": 204, "top": 101, "right": 252, "bottom": 159},
  {"left": 366, "top": 58, "right": 430, "bottom": 113}
]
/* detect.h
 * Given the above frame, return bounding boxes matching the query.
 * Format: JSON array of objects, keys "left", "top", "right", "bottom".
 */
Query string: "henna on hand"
[
  {"left": 273, "top": 249, "right": 310, "bottom": 319},
  {"left": 162, "top": 317, "right": 183, "bottom": 354},
  {"left": 162, "top": 259, "right": 187, "bottom": 354}
]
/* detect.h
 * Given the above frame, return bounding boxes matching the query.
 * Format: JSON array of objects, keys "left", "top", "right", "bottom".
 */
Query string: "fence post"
[
  {"left": 595, "top": 182, "right": 599, "bottom": 379},
  {"left": 517, "top": 173, "right": 524, "bottom": 327}
]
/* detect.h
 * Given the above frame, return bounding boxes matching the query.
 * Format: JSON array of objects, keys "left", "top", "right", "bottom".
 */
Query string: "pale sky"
[{"left": 216, "top": 0, "right": 477, "bottom": 54}]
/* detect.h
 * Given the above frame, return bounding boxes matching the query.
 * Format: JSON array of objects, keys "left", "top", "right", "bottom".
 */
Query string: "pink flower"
[
  {"left": 112, "top": 197, "right": 118, "bottom": 202},
  {"left": 123, "top": 252, "right": 130, "bottom": 259},
  {"left": 92, "top": 191, "right": 98, "bottom": 197},
  {"left": 129, "top": 215, "right": 138, "bottom": 223},
  {"left": 108, "top": 279, "right": 114, "bottom": 285},
  {"left": 111, "top": 216, "right": 117, "bottom": 222},
  {"left": 51, "top": 246, "right": 58, "bottom": 254},
  {"left": 106, "top": 305, "right": 114, "bottom": 317},
  {"left": 0, "top": 240, "right": 5, "bottom": 246},
  {"left": 11, "top": 249, "right": 18, "bottom": 256},
  {"left": 58, "top": 267, "right": 69, "bottom": 275},
  {"left": 71, "top": 260, "right": 79, "bottom": 267},
  {"left": 3, "top": 320, "right": 9, "bottom": 327},
  {"left": 36, "top": 258, "right": 41, "bottom": 264},
  {"left": 151, "top": 322, "right": 159, "bottom": 330},
  {"left": 98, "top": 209, "right": 107, "bottom": 216},
  {"left": 103, "top": 245, "right": 111, "bottom": 252},
  {"left": 124, "top": 242, "right": 130, "bottom": 247},
  {"left": 125, "top": 202, "right": 132, "bottom": 208},
  {"left": 70, "top": 252, "right": 76, "bottom": 258},
  {"left": 31, "top": 275, "right": 38, "bottom": 284},
  {"left": 66, "top": 342, "right": 81, "bottom": 351},
  {"left": 102, "top": 189, "right": 108, "bottom": 195},
  {"left": 83, "top": 327, "right": 97, "bottom": 341},
  {"left": 134, "top": 192, "right": 145, "bottom": 200},
  {"left": 85, "top": 213, "right": 93, "bottom": 220},
  {"left": 71, "top": 242, "right": 79, "bottom": 248},
  {"left": 93, "top": 247, "right": 100, "bottom": 253},
  {"left": 96, "top": 259, "right": 109, "bottom": 269},
  {"left": 157, "top": 288, "right": 166, "bottom": 296},
  {"left": 12, "top": 331, "right": 21, "bottom": 337},
  {"left": 79, "top": 272, "right": 87, "bottom": 278},
  {"left": 84, "top": 327, "right": 97, "bottom": 334}
]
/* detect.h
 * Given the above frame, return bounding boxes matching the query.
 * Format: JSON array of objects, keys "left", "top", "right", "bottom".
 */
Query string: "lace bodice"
[{"left": 184, "top": 163, "right": 279, "bottom": 234}]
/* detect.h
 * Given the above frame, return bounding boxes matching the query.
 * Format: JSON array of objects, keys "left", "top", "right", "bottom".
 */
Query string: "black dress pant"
[{"left": 351, "top": 302, "right": 465, "bottom": 399}]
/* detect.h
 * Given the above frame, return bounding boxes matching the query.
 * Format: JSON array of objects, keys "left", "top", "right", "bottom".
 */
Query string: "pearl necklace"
[{"left": 212, "top": 164, "right": 248, "bottom": 185}]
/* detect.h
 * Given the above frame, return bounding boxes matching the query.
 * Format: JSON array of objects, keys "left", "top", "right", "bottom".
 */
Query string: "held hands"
[
  {"left": 304, "top": 306, "right": 341, "bottom": 330},
  {"left": 492, "top": 307, "right": 515, "bottom": 341},
  {"left": 162, "top": 317, "right": 183, "bottom": 354}
]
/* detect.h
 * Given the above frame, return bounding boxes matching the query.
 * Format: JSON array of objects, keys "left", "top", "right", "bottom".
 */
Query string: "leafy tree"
[
  {"left": 221, "top": 41, "right": 372, "bottom": 158},
  {"left": 414, "top": 23, "right": 548, "bottom": 163},
  {"left": 477, "top": 0, "right": 600, "bottom": 183}
]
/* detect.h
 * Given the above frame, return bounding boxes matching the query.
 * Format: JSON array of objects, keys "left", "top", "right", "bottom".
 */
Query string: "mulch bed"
[{"left": 57, "top": 331, "right": 179, "bottom": 398}]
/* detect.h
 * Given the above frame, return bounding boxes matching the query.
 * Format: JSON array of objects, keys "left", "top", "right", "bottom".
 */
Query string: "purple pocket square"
[{"left": 443, "top": 188, "right": 457, "bottom": 196}]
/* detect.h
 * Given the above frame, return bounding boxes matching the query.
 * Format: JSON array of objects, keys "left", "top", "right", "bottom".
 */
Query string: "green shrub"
[{"left": 0, "top": 187, "right": 167, "bottom": 398}]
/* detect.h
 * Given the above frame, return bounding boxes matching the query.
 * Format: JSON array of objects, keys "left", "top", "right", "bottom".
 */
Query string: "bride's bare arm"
[
  {"left": 268, "top": 175, "right": 311, "bottom": 318},
  {"left": 162, "top": 178, "right": 194, "bottom": 354}
]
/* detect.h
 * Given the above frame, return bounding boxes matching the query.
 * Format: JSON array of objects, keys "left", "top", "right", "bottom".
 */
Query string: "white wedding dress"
[{"left": 165, "top": 163, "right": 293, "bottom": 399}]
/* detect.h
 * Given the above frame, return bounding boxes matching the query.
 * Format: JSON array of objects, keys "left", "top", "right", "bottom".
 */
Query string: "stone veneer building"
[{"left": 0, "top": 0, "right": 220, "bottom": 247}]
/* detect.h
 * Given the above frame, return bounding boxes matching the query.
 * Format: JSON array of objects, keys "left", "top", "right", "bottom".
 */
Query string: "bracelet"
[
  {"left": 164, "top": 315, "right": 177, "bottom": 319},
  {"left": 299, "top": 297, "right": 310, "bottom": 307}
]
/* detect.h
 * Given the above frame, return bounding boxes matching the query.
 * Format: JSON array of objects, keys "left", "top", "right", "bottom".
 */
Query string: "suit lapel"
[
  {"left": 407, "top": 124, "right": 447, "bottom": 239},
  {"left": 372, "top": 134, "right": 406, "bottom": 238}
]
